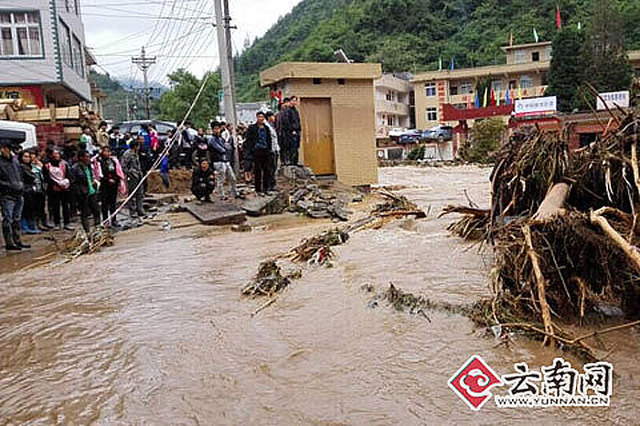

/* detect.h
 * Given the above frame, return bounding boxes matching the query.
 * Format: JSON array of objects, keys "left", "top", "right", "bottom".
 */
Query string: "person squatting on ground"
[
  {"left": 191, "top": 159, "right": 215, "bottom": 202},
  {"left": 43, "top": 149, "right": 74, "bottom": 231},
  {"left": 265, "top": 111, "right": 280, "bottom": 191},
  {"left": 0, "top": 140, "right": 30, "bottom": 251},
  {"left": 94, "top": 146, "right": 126, "bottom": 227},
  {"left": 71, "top": 150, "right": 101, "bottom": 233},
  {"left": 18, "top": 149, "right": 42, "bottom": 235},
  {"left": 121, "top": 139, "right": 146, "bottom": 219},
  {"left": 244, "top": 111, "right": 273, "bottom": 195},
  {"left": 208, "top": 121, "right": 237, "bottom": 200}
]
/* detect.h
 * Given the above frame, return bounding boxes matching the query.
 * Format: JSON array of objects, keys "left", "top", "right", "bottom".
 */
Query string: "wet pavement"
[{"left": 0, "top": 165, "right": 638, "bottom": 424}]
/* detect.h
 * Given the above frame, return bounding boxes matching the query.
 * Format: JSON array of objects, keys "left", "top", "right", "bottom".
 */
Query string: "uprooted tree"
[{"left": 444, "top": 112, "right": 640, "bottom": 358}]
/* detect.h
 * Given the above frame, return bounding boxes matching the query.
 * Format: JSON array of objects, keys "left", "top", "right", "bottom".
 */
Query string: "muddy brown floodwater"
[{"left": 1, "top": 165, "right": 638, "bottom": 424}]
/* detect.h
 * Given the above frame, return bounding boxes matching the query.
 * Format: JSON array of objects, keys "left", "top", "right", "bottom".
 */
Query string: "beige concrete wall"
[{"left": 283, "top": 78, "right": 378, "bottom": 186}]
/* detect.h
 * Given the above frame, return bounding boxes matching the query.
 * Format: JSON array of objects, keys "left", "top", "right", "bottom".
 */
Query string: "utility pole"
[
  {"left": 125, "top": 90, "right": 131, "bottom": 121},
  {"left": 131, "top": 46, "right": 156, "bottom": 120},
  {"left": 214, "top": 0, "right": 239, "bottom": 173}
]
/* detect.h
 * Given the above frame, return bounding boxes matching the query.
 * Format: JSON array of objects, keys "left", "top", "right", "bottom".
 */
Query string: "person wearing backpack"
[
  {"left": 244, "top": 111, "right": 273, "bottom": 195},
  {"left": 43, "top": 149, "right": 74, "bottom": 231}
]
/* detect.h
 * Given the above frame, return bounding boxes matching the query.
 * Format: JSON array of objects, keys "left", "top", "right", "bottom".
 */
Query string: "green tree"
[
  {"left": 545, "top": 27, "right": 585, "bottom": 112},
  {"left": 582, "top": 0, "right": 633, "bottom": 95},
  {"left": 461, "top": 118, "right": 505, "bottom": 163},
  {"left": 157, "top": 69, "right": 221, "bottom": 129}
]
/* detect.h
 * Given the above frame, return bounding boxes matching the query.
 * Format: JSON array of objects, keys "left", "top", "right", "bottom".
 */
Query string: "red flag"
[
  {"left": 490, "top": 88, "right": 496, "bottom": 107},
  {"left": 556, "top": 4, "right": 562, "bottom": 30}
]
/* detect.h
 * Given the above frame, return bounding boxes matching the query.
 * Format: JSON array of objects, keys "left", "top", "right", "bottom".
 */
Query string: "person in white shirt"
[{"left": 264, "top": 111, "right": 280, "bottom": 192}]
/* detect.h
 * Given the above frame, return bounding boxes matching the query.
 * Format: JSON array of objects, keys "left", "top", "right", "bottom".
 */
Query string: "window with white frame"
[
  {"left": 387, "top": 115, "right": 394, "bottom": 126},
  {"left": 426, "top": 107, "right": 437, "bottom": 121},
  {"left": 60, "top": 20, "right": 72, "bottom": 67},
  {"left": 520, "top": 75, "right": 533, "bottom": 89},
  {"left": 459, "top": 81, "right": 473, "bottom": 95},
  {"left": 491, "top": 80, "right": 503, "bottom": 92},
  {"left": 0, "top": 11, "right": 43, "bottom": 57},
  {"left": 72, "top": 35, "right": 83, "bottom": 77},
  {"left": 425, "top": 82, "right": 436, "bottom": 97}
]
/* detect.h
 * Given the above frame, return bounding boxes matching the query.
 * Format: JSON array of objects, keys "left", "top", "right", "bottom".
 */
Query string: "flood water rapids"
[{"left": 1, "top": 166, "right": 638, "bottom": 424}]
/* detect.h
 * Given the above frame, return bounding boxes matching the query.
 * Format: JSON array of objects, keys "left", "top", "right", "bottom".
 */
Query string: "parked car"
[
  {"left": 398, "top": 129, "right": 422, "bottom": 144},
  {"left": 0, "top": 120, "right": 37, "bottom": 149},
  {"left": 115, "top": 120, "right": 177, "bottom": 144},
  {"left": 421, "top": 125, "right": 453, "bottom": 143},
  {"left": 388, "top": 127, "right": 406, "bottom": 139}
]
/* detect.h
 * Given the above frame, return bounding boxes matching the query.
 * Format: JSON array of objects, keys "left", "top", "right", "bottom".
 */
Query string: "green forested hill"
[{"left": 235, "top": 0, "right": 640, "bottom": 101}]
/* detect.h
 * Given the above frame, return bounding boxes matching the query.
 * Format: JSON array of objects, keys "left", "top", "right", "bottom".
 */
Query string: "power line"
[
  {"left": 80, "top": 12, "right": 209, "bottom": 20},
  {"left": 90, "top": 23, "right": 209, "bottom": 56}
]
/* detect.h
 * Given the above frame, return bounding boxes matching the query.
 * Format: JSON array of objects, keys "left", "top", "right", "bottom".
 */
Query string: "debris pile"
[
  {"left": 242, "top": 260, "right": 300, "bottom": 298},
  {"left": 289, "top": 184, "right": 352, "bottom": 221},
  {"left": 62, "top": 228, "right": 114, "bottom": 260},
  {"left": 441, "top": 206, "right": 489, "bottom": 240},
  {"left": 444, "top": 111, "right": 640, "bottom": 352},
  {"left": 281, "top": 228, "right": 349, "bottom": 265}
]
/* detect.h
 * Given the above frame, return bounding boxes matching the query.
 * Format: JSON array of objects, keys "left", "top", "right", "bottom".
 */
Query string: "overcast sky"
[{"left": 81, "top": 0, "right": 302, "bottom": 86}]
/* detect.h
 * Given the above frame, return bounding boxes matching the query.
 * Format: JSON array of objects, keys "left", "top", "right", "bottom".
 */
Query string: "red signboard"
[
  {"left": 0, "top": 85, "right": 45, "bottom": 107},
  {"left": 442, "top": 103, "right": 514, "bottom": 121}
]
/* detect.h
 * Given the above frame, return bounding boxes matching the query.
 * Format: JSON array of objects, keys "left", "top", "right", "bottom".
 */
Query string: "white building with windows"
[
  {"left": 0, "top": 0, "right": 91, "bottom": 107},
  {"left": 374, "top": 73, "right": 411, "bottom": 139},
  {"left": 412, "top": 41, "right": 554, "bottom": 130}
]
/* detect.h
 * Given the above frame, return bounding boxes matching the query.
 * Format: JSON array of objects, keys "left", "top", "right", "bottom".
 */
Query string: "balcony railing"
[
  {"left": 376, "top": 100, "right": 410, "bottom": 115},
  {"left": 446, "top": 86, "right": 548, "bottom": 106}
]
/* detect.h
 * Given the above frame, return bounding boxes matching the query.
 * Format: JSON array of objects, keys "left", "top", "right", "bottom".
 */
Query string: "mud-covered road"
[{"left": 1, "top": 166, "right": 638, "bottom": 424}]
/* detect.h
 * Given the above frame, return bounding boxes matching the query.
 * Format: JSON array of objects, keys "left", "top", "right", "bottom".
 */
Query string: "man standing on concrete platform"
[
  {"left": 244, "top": 111, "right": 273, "bottom": 195},
  {"left": 265, "top": 111, "right": 280, "bottom": 192},
  {"left": 281, "top": 95, "right": 302, "bottom": 165},
  {"left": 277, "top": 97, "right": 290, "bottom": 164},
  {"left": 0, "top": 139, "right": 29, "bottom": 251},
  {"left": 208, "top": 121, "right": 237, "bottom": 200},
  {"left": 121, "top": 139, "right": 145, "bottom": 219},
  {"left": 221, "top": 122, "right": 237, "bottom": 171}
]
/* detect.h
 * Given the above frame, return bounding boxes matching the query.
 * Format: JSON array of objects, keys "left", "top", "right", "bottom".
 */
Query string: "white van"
[{"left": 0, "top": 120, "right": 37, "bottom": 149}]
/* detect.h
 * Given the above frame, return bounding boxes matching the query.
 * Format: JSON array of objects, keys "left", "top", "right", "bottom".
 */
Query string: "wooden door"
[{"left": 299, "top": 98, "right": 335, "bottom": 175}]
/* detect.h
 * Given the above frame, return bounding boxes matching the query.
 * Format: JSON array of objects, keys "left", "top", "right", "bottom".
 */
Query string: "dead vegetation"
[
  {"left": 242, "top": 260, "right": 301, "bottom": 298},
  {"left": 62, "top": 228, "right": 115, "bottom": 261},
  {"left": 243, "top": 190, "right": 427, "bottom": 310},
  {"left": 443, "top": 110, "right": 640, "bottom": 358}
]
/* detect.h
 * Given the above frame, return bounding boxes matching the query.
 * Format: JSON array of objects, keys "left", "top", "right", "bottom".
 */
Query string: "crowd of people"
[
  {"left": 0, "top": 95, "right": 302, "bottom": 252},
  {"left": 188, "top": 96, "right": 302, "bottom": 201}
]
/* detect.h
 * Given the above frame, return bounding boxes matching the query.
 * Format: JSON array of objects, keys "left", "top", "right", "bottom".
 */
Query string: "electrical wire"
[{"left": 102, "top": 62, "right": 215, "bottom": 226}]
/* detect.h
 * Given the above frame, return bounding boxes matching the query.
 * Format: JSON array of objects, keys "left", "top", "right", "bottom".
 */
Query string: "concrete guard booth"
[{"left": 260, "top": 62, "right": 382, "bottom": 186}]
